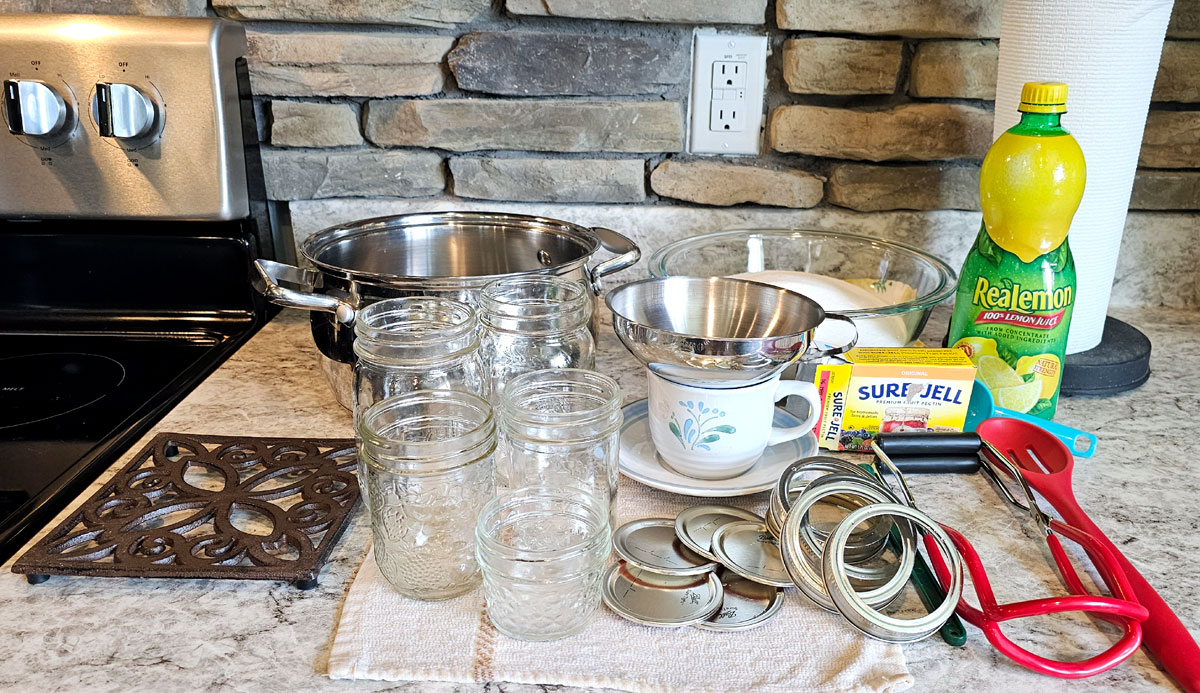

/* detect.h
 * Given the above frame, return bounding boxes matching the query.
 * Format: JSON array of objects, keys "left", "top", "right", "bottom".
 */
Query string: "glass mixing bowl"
[{"left": 647, "top": 229, "right": 957, "bottom": 347}]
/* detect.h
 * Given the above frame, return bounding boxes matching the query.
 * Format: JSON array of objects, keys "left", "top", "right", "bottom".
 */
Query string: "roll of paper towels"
[{"left": 994, "top": 0, "right": 1174, "bottom": 353}]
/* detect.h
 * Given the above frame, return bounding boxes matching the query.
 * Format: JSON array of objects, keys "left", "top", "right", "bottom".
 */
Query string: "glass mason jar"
[
  {"left": 478, "top": 277, "right": 594, "bottom": 403},
  {"left": 476, "top": 486, "right": 611, "bottom": 641},
  {"left": 358, "top": 390, "right": 497, "bottom": 601},
  {"left": 353, "top": 297, "right": 487, "bottom": 421},
  {"left": 498, "top": 369, "right": 622, "bottom": 523}
]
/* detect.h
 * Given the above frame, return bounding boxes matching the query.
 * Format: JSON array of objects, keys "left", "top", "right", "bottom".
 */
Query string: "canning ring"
[
  {"left": 823, "top": 503, "right": 964, "bottom": 643},
  {"left": 799, "top": 490, "right": 893, "bottom": 565},
  {"left": 795, "top": 474, "right": 899, "bottom": 577},
  {"left": 773, "top": 457, "right": 870, "bottom": 521},
  {"left": 780, "top": 477, "right": 915, "bottom": 612},
  {"left": 771, "top": 459, "right": 892, "bottom": 560}
]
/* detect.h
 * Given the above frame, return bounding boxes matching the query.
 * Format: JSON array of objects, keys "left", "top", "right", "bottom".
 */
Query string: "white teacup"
[{"left": 646, "top": 370, "right": 821, "bottom": 480}]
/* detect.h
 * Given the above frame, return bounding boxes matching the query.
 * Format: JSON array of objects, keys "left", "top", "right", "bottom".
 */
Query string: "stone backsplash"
[{"left": 5, "top": 0, "right": 1197, "bottom": 308}]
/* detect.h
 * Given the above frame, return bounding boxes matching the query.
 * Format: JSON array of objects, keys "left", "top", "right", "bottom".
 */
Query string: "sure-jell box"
[{"left": 813, "top": 348, "right": 976, "bottom": 451}]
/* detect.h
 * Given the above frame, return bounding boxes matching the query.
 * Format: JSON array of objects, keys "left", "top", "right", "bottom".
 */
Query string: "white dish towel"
[{"left": 326, "top": 479, "right": 914, "bottom": 693}]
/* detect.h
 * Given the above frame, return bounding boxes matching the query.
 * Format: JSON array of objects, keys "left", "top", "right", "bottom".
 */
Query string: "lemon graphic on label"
[
  {"left": 953, "top": 337, "right": 999, "bottom": 366},
  {"left": 995, "top": 381, "right": 1043, "bottom": 413},
  {"left": 978, "top": 354, "right": 1024, "bottom": 390},
  {"left": 1016, "top": 354, "right": 1062, "bottom": 400}
]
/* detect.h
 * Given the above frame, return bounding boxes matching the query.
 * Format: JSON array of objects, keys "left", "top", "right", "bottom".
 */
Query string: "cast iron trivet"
[{"left": 13, "top": 433, "right": 360, "bottom": 590}]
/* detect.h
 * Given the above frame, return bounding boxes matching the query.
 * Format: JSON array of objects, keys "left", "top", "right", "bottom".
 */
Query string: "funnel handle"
[{"left": 803, "top": 312, "right": 858, "bottom": 360}]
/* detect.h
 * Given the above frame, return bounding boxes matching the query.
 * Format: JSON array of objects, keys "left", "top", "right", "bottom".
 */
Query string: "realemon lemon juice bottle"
[{"left": 949, "top": 82, "right": 1085, "bottom": 420}]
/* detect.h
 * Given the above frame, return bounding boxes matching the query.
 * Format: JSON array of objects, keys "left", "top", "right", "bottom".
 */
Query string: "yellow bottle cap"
[{"left": 1019, "top": 82, "right": 1068, "bottom": 114}]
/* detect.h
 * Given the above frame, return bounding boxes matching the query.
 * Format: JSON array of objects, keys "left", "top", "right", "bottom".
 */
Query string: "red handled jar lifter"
[
  {"left": 976, "top": 417, "right": 1200, "bottom": 691},
  {"left": 925, "top": 436, "right": 1147, "bottom": 678}
]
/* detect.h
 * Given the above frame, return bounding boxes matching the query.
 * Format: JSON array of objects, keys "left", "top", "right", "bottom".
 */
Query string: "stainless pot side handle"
[
  {"left": 587, "top": 226, "right": 641, "bottom": 292},
  {"left": 252, "top": 259, "right": 356, "bottom": 324}
]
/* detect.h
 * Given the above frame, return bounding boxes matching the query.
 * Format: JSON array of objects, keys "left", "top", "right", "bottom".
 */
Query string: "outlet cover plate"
[{"left": 688, "top": 33, "right": 767, "bottom": 156}]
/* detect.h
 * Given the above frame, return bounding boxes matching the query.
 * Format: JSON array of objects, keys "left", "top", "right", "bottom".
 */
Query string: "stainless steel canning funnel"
[{"left": 605, "top": 277, "right": 857, "bottom": 388}]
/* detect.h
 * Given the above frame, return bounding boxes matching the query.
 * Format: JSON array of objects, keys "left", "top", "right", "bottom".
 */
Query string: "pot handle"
[
  {"left": 587, "top": 226, "right": 641, "bottom": 293},
  {"left": 252, "top": 259, "right": 356, "bottom": 324},
  {"left": 803, "top": 312, "right": 858, "bottom": 360}
]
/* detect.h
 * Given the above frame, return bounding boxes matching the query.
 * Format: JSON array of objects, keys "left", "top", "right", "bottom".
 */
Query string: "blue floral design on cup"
[{"left": 668, "top": 400, "right": 737, "bottom": 451}]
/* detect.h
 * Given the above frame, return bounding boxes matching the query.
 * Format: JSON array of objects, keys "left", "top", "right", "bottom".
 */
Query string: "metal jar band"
[
  {"left": 823, "top": 503, "right": 964, "bottom": 643},
  {"left": 779, "top": 476, "right": 915, "bottom": 612},
  {"left": 767, "top": 457, "right": 892, "bottom": 563}
]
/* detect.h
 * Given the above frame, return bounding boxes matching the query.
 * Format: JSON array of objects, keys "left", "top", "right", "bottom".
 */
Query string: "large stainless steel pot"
[{"left": 252, "top": 211, "right": 640, "bottom": 408}]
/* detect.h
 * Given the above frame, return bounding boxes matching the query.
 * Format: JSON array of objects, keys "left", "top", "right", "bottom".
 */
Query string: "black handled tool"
[
  {"left": 875, "top": 433, "right": 982, "bottom": 473},
  {"left": 888, "top": 454, "right": 980, "bottom": 474},
  {"left": 876, "top": 432, "right": 982, "bottom": 456}
]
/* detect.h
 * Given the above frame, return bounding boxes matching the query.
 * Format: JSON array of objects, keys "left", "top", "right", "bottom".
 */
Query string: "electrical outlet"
[
  {"left": 709, "top": 100, "right": 744, "bottom": 132},
  {"left": 712, "top": 62, "right": 747, "bottom": 89},
  {"left": 689, "top": 33, "right": 767, "bottom": 155}
]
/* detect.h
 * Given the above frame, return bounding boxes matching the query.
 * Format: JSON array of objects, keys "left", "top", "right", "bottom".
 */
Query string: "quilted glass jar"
[
  {"left": 358, "top": 390, "right": 496, "bottom": 601},
  {"left": 475, "top": 486, "right": 611, "bottom": 641},
  {"left": 497, "top": 369, "right": 622, "bottom": 523},
  {"left": 478, "top": 277, "right": 594, "bottom": 403},
  {"left": 353, "top": 297, "right": 487, "bottom": 421}
]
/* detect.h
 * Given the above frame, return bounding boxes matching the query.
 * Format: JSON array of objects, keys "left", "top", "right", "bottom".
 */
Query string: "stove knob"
[
  {"left": 3, "top": 79, "right": 68, "bottom": 137},
  {"left": 92, "top": 82, "right": 157, "bottom": 139}
]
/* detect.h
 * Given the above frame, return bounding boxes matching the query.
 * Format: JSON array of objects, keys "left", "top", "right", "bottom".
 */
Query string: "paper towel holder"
[
  {"left": 986, "top": 0, "right": 1172, "bottom": 398},
  {"left": 1060, "top": 316, "right": 1151, "bottom": 396}
]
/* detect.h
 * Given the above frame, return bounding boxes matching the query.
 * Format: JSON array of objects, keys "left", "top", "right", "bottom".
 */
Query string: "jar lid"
[
  {"left": 601, "top": 562, "right": 724, "bottom": 628},
  {"left": 674, "top": 505, "right": 764, "bottom": 561},
  {"left": 694, "top": 568, "right": 784, "bottom": 632},
  {"left": 612, "top": 518, "right": 718, "bottom": 575},
  {"left": 779, "top": 476, "right": 915, "bottom": 612},
  {"left": 710, "top": 521, "right": 794, "bottom": 588}
]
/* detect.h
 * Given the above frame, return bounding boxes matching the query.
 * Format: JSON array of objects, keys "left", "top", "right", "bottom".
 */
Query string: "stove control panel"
[{"left": 0, "top": 15, "right": 249, "bottom": 220}]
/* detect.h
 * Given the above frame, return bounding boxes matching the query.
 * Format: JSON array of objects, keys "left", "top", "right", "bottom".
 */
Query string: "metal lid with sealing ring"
[
  {"left": 675, "top": 505, "right": 764, "bottom": 562},
  {"left": 695, "top": 567, "right": 784, "bottom": 632},
  {"left": 601, "top": 562, "right": 724, "bottom": 628},
  {"left": 612, "top": 517, "right": 718, "bottom": 576},
  {"left": 710, "top": 521, "right": 793, "bottom": 588}
]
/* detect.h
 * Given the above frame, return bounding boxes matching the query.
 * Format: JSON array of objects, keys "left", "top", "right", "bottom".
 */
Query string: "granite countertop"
[{"left": 0, "top": 306, "right": 1195, "bottom": 692}]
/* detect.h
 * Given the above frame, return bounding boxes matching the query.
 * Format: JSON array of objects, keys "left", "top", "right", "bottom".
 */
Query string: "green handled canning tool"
[
  {"left": 860, "top": 463, "right": 968, "bottom": 647},
  {"left": 887, "top": 523, "right": 968, "bottom": 646}
]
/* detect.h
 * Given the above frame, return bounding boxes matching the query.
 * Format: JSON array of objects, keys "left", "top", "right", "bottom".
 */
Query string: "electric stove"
[{"left": 0, "top": 15, "right": 277, "bottom": 563}]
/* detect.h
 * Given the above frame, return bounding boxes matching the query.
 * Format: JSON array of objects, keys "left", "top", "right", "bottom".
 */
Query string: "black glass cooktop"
[
  {"left": 0, "top": 221, "right": 275, "bottom": 564},
  {"left": 0, "top": 330, "right": 246, "bottom": 561},
  {"left": 0, "top": 57, "right": 274, "bottom": 566}
]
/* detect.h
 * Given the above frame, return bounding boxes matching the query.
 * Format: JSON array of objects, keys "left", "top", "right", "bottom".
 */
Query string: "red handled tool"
[
  {"left": 927, "top": 441, "right": 1148, "bottom": 677},
  {"left": 873, "top": 435, "right": 1147, "bottom": 676},
  {"left": 977, "top": 417, "right": 1200, "bottom": 691}
]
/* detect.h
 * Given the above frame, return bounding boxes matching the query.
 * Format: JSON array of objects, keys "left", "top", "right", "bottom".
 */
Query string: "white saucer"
[{"left": 618, "top": 399, "right": 817, "bottom": 497}]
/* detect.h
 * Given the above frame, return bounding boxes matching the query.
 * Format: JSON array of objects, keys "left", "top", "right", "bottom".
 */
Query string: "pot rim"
[{"left": 300, "top": 211, "right": 601, "bottom": 287}]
